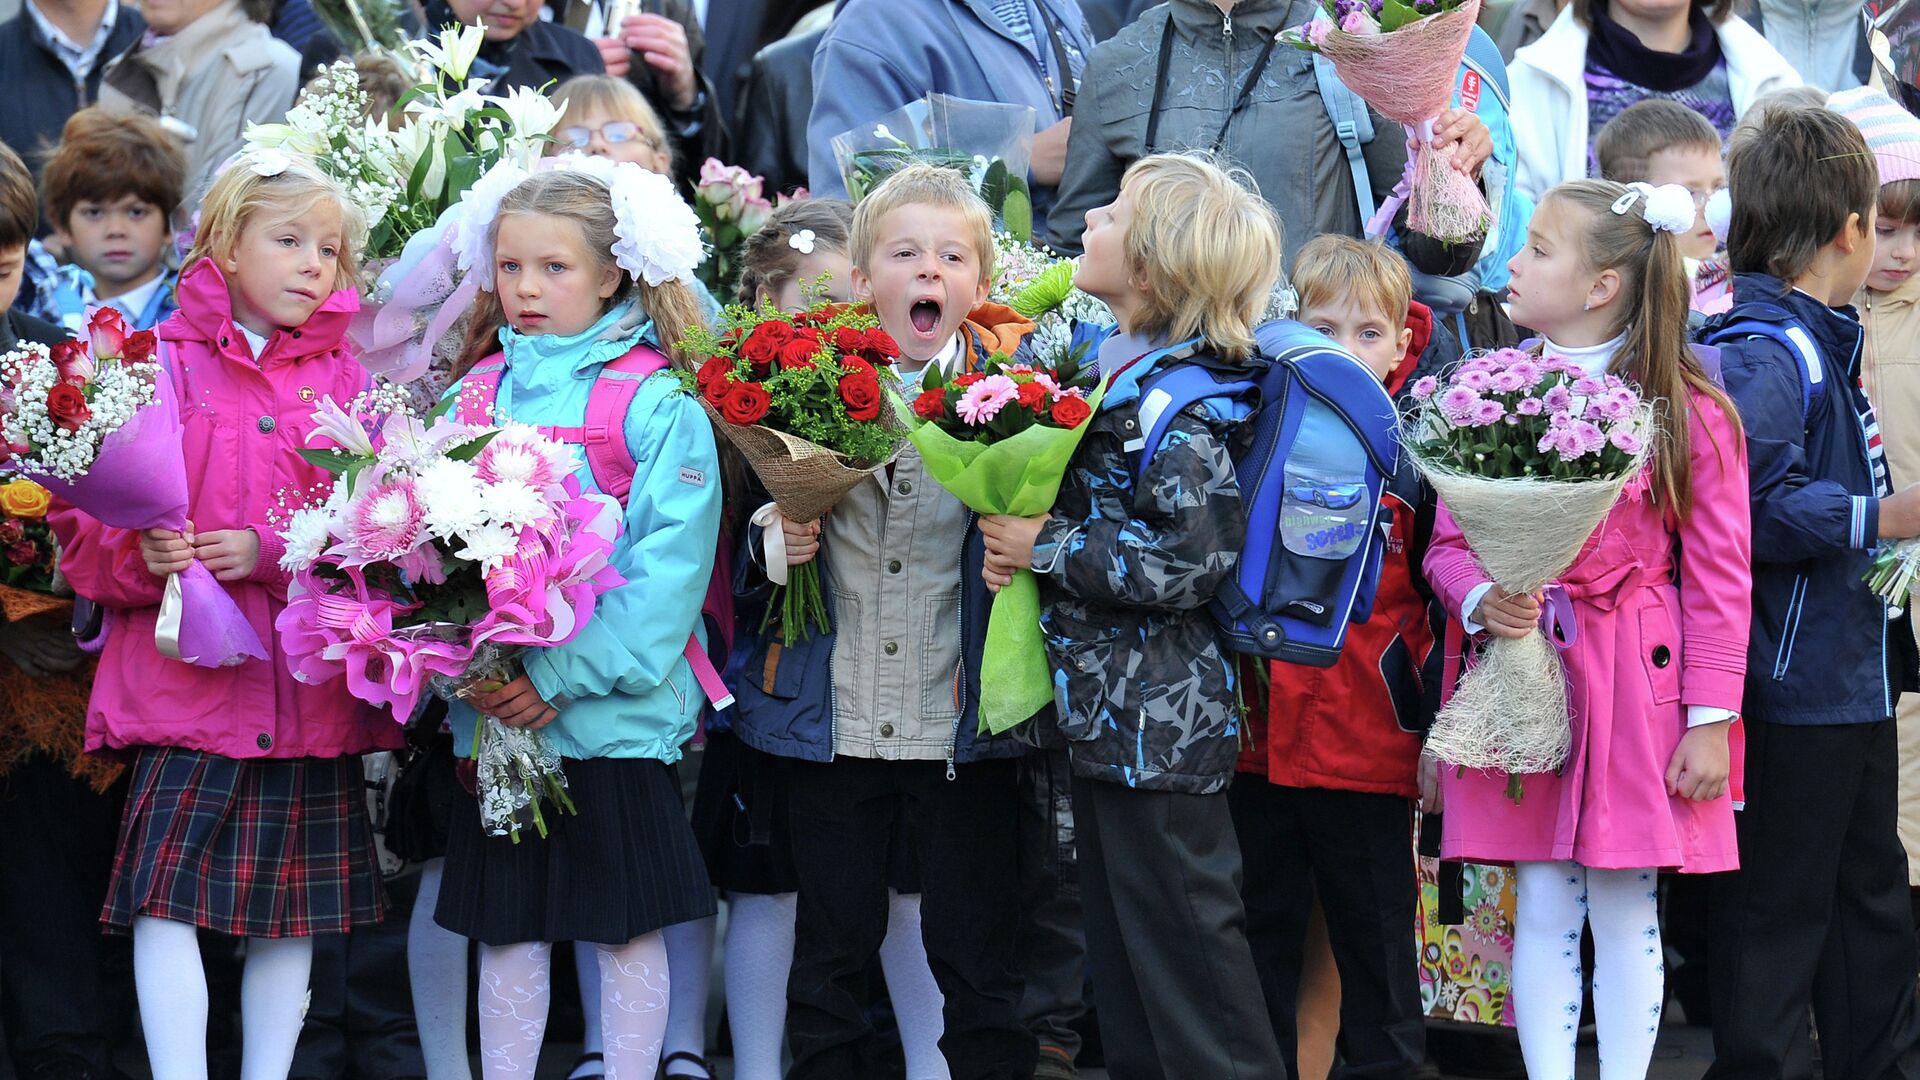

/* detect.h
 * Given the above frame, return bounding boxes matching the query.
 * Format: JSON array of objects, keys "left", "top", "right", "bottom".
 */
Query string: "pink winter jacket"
[{"left": 50, "top": 260, "right": 399, "bottom": 760}]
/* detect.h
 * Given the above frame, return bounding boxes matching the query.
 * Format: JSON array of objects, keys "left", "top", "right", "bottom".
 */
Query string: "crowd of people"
[{"left": 0, "top": 0, "right": 1918, "bottom": 1078}]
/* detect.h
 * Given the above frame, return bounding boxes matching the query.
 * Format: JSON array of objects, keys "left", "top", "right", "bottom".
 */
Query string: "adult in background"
[
  {"left": 1744, "top": 0, "right": 1869, "bottom": 92},
  {"left": 1508, "top": 0, "right": 1798, "bottom": 204},
  {"left": 97, "top": 0, "right": 299, "bottom": 199},
  {"left": 0, "top": 0, "right": 144, "bottom": 176},
  {"left": 804, "top": 0, "right": 1096, "bottom": 239}
]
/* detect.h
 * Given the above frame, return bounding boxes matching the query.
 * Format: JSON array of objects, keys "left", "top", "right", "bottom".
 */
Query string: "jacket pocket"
[
  {"left": 1638, "top": 595, "right": 1682, "bottom": 706},
  {"left": 1040, "top": 607, "right": 1120, "bottom": 742},
  {"left": 920, "top": 589, "right": 961, "bottom": 722},
  {"left": 1379, "top": 632, "right": 1425, "bottom": 734},
  {"left": 1771, "top": 573, "right": 1809, "bottom": 682}
]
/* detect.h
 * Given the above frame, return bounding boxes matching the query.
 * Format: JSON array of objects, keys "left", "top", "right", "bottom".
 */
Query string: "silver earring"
[{"left": 1583, "top": 300, "right": 1592, "bottom": 311}]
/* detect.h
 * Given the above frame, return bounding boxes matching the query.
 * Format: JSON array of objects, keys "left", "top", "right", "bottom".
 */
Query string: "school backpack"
[
  {"left": 1700, "top": 302, "right": 1829, "bottom": 425},
  {"left": 1130, "top": 321, "right": 1402, "bottom": 667},
  {"left": 457, "top": 344, "right": 735, "bottom": 712}
]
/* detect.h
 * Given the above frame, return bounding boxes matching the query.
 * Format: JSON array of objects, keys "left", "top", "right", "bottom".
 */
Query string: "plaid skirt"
[{"left": 101, "top": 747, "right": 387, "bottom": 937}]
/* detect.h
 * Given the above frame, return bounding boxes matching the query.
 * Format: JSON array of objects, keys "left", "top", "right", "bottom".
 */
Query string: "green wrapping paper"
[{"left": 894, "top": 381, "right": 1107, "bottom": 734}]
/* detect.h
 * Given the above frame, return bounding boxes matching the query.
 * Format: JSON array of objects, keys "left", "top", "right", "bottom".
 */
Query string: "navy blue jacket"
[
  {"left": 1710, "top": 273, "right": 1918, "bottom": 726},
  {"left": 720, "top": 516, "right": 1028, "bottom": 766},
  {"left": 0, "top": 6, "right": 146, "bottom": 180}
]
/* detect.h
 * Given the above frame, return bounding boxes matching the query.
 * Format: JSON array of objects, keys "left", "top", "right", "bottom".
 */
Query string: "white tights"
[
  {"left": 477, "top": 933, "right": 671, "bottom": 1080},
  {"left": 1511, "top": 862, "right": 1665, "bottom": 1080},
  {"left": 132, "top": 915, "right": 314, "bottom": 1080}
]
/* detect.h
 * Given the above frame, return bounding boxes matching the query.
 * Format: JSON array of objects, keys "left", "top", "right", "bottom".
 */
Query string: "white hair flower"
[
  {"left": 1613, "top": 182, "right": 1697, "bottom": 236},
  {"left": 1705, "top": 188, "right": 1732, "bottom": 245},
  {"left": 539, "top": 153, "right": 706, "bottom": 286},
  {"left": 788, "top": 229, "right": 816, "bottom": 255},
  {"left": 247, "top": 149, "right": 293, "bottom": 177}
]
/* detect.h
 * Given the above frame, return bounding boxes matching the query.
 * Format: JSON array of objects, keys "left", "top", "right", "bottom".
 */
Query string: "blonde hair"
[
  {"left": 184, "top": 156, "right": 365, "bottom": 293},
  {"left": 1120, "top": 154, "right": 1282, "bottom": 363},
  {"left": 549, "top": 75, "right": 673, "bottom": 169},
  {"left": 1546, "top": 179, "right": 1741, "bottom": 519},
  {"left": 455, "top": 170, "right": 710, "bottom": 377},
  {"left": 737, "top": 198, "right": 853, "bottom": 304},
  {"left": 1291, "top": 234, "right": 1411, "bottom": 329},
  {"left": 849, "top": 165, "right": 994, "bottom": 282}
]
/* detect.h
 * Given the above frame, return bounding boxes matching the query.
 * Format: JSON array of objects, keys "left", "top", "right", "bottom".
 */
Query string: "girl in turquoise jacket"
[{"left": 432, "top": 161, "right": 721, "bottom": 1080}]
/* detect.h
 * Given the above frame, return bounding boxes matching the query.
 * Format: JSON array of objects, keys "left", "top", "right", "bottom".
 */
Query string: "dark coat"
[
  {"left": 732, "top": 27, "right": 821, "bottom": 196},
  {"left": 0, "top": 4, "right": 146, "bottom": 172}
]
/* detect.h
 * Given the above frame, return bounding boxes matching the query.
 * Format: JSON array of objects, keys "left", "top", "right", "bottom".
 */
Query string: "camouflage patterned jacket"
[{"left": 1031, "top": 342, "right": 1251, "bottom": 795}]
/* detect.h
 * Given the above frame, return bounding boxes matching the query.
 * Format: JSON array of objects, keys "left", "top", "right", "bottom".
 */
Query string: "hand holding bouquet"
[
  {"left": 274, "top": 389, "right": 625, "bottom": 840},
  {"left": 682, "top": 301, "right": 907, "bottom": 645},
  {"left": 0, "top": 309, "right": 267, "bottom": 668},
  {"left": 1867, "top": 539, "right": 1920, "bottom": 617},
  {"left": 900, "top": 352, "right": 1104, "bottom": 733},
  {"left": 1402, "top": 349, "right": 1653, "bottom": 800}
]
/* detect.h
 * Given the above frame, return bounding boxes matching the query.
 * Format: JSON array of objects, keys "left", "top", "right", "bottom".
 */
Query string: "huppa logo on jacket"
[
  {"left": 457, "top": 344, "right": 735, "bottom": 712},
  {"left": 1127, "top": 321, "right": 1401, "bottom": 667}
]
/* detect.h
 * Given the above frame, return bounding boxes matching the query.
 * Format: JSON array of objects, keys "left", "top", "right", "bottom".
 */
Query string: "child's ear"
[
  {"left": 1587, "top": 267, "right": 1622, "bottom": 312},
  {"left": 851, "top": 266, "right": 873, "bottom": 303},
  {"left": 1835, "top": 212, "right": 1866, "bottom": 254},
  {"left": 973, "top": 271, "right": 990, "bottom": 307},
  {"left": 1396, "top": 325, "right": 1415, "bottom": 359},
  {"left": 597, "top": 262, "right": 622, "bottom": 300}
]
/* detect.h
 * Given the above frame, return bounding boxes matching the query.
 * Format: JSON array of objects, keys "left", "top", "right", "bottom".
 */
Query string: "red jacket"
[{"left": 1236, "top": 308, "right": 1439, "bottom": 798}]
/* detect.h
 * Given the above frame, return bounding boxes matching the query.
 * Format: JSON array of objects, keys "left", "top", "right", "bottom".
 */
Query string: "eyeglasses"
[{"left": 560, "top": 121, "right": 649, "bottom": 148}]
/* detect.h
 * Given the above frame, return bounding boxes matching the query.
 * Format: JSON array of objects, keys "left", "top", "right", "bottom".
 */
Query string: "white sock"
[
  {"left": 133, "top": 915, "right": 211, "bottom": 1080},
  {"left": 1512, "top": 861, "right": 1588, "bottom": 1080},
  {"left": 878, "top": 890, "right": 950, "bottom": 1080},
  {"left": 722, "top": 892, "right": 796, "bottom": 1080},
  {"left": 597, "top": 932, "right": 672, "bottom": 1080},
  {"left": 478, "top": 941, "right": 554, "bottom": 1078},
  {"left": 411, "top": 859, "right": 474, "bottom": 1080},
  {"left": 662, "top": 916, "right": 716, "bottom": 1070},
  {"left": 240, "top": 935, "right": 316, "bottom": 1080},
  {"left": 1586, "top": 868, "right": 1664, "bottom": 1080},
  {"left": 574, "top": 940, "right": 603, "bottom": 1070}
]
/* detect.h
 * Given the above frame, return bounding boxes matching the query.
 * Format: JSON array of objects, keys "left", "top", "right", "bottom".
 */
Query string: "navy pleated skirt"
[{"left": 435, "top": 755, "right": 715, "bottom": 946}]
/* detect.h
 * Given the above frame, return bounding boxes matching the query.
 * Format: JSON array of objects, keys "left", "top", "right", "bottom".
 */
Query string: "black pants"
[
  {"left": 0, "top": 755, "right": 131, "bottom": 1078},
  {"left": 1015, "top": 746, "right": 1087, "bottom": 1064},
  {"left": 1073, "top": 773, "right": 1287, "bottom": 1080},
  {"left": 786, "top": 756, "right": 1035, "bottom": 1080},
  {"left": 291, "top": 868, "right": 426, "bottom": 1079},
  {"left": 1228, "top": 782, "right": 1425, "bottom": 1080},
  {"left": 1707, "top": 718, "right": 1920, "bottom": 1080}
]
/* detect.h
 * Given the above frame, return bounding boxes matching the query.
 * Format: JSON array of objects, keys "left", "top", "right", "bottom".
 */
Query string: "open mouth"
[{"left": 909, "top": 298, "right": 942, "bottom": 336}]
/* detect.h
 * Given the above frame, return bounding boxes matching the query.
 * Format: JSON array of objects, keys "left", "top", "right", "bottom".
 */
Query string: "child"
[
  {"left": 734, "top": 198, "right": 857, "bottom": 312},
  {"left": 726, "top": 165, "right": 1040, "bottom": 1080},
  {"left": 1705, "top": 103, "right": 1920, "bottom": 1078},
  {"left": 1229, "top": 233, "right": 1430, "bottom": 1080},
  {"left": 434, "top": 163, "right": 722, "bottom": 1080},
  {"left": 549, "top": 74, "right": 675, "bottom": 176},
  {"left": 37, "top": 107, "right": 185, "bottom": 333},
  {"left": 1833, "top": 86, "right": 1920, "bottom": 903},
  {"left": 1430, "top": 176, "right": 1751, "bottom": 1077},
  {"left": 980, "top": 153, "right": 1288, "bottom": 1078},
  {"left": 46, "top": 154, "right": 398, "bottom": 1080},
  {"left": 1595, "top": 99, "right": 1730, "bottom": 311}
]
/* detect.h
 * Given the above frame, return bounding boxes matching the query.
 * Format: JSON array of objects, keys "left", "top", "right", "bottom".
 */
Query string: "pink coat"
[
  {"left": 50, "top": 260, "right": 399, "bottom": 760},
  {"left": 1425, "top": 389, "right": 1752, "bottom": 872}
]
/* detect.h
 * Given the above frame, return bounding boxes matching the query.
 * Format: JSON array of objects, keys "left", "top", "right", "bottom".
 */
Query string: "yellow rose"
[{"left": 0, "top": 480, "right": 52, "bottom": 519}]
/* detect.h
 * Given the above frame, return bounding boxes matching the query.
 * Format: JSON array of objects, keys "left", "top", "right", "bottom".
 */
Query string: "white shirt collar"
[
  {"left": 1539, "top": 332, "right": 1627, "bottom": 376},
  {"left": 96, "top": 272, "right": 166, "bottom": 324},
  {"left": 237, "top": 324, "right": 268, "bottom": 359},
  {"left": 25, "top": 0, "right": 120, "bottom": 81},
  {"left": 897, "top": 333, "right": 963, "bottom": 387}
]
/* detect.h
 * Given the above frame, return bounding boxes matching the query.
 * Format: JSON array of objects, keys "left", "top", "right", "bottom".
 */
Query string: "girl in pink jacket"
[
  {"left": 49, "top": 156, "right": 399, "bottom": 1080},
  {"left": 1425, "top": 179, "right": 1751, "bottom": 1079}
]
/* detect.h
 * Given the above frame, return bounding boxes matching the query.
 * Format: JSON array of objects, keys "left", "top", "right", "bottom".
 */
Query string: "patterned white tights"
[
  {"left": 477, "top": 934, "right": 672, "bottom": 1080},
  {"left": 1511, "top": 861, "right": 1665, "bottom": 1080}
]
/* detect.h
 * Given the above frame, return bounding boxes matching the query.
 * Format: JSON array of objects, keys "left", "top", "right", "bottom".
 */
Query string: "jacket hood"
[
  {"left": 163, "top": 258, "right": 359, "bottom": 367},
  {"left": 1391, "top": 300, "right": 1434, "bottom": 395}
]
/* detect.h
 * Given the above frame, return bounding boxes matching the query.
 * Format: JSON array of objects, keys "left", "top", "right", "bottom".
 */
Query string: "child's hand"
[
  {"left": 140, "top": 524, "right": 194, "bottom": 579},
  {"left": 1665, "top": 720, "right": 1731, "bottom": 802},
  {"left": 1471, "top": 586, "right": 1541, "bottom": 640},
  {"left": 1880, "top": 484, "right": 1920, "bottom": 540},
  {"left": 1417, "top": 749, "right": 1444, "bottom": 815},
  {"left": 780, "top": 515, "right": 821, "bottom": 567},
  {"left": 192, "top": 529, "right": 260, "bottom": 582},
  {"left": 470, "top": 676, "right": 559, "bottom": 730},
  {"left": 980, "top": 514, "right": 1049, "bottom": 593}
]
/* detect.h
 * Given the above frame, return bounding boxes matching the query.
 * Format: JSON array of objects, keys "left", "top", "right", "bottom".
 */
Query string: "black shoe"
[{"left": 660, "top": 1051, "right": 712, "bottom": 1079}]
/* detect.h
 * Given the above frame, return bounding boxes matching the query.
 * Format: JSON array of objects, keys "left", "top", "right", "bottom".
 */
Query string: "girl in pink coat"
[
  {"left": 49, "top": 156, "right": 398, "bottom": 1080},
  {"left": 1424, "top": 179, "right": 1751, "bottom": 1080}
]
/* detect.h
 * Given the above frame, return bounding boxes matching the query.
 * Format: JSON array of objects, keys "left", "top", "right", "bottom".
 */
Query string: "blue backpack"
[
  {"left": 1130, "top": 321, "right": 1402, "bottom": 667},
  {"left": 1701, "top": 302, "right": 1829, "bottom": 426}
]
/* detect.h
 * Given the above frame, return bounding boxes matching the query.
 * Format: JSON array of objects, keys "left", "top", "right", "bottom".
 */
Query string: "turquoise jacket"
[{"left": 446, "top": 303, "right": 722, "bottom": 762}]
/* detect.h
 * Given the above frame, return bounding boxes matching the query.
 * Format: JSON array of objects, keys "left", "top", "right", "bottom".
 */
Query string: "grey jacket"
[{"left": 1046, "top": 0, "right": 1411, "bottom": 267}]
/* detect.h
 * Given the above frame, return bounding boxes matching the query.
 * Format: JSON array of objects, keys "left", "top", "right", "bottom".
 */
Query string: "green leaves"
[
  {"left": 1378, "top": 0, "right": 1426, "bottom": 30},
  {"left": 298, "top": 448, "right": 359, "bottom": 475},
  {"left": 443, "top": 431, "right": 499, "bottom": 463}
]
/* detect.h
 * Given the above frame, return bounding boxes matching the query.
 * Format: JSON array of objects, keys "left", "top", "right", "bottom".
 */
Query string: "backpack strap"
[
  {"left": 1313, "top": 54, "right": 1377, "bottom": 227},
  {"left": 1132, "top": 363, "right": 1257, "bottom": 487},
  {"left": 582, "top": 343, "right": 673, "bottom": 505},
  {"left": 1706, "top": 303, "right": 1827, "bottom": 424}
]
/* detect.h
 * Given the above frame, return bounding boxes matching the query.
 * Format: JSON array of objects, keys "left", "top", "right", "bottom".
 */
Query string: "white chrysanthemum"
[
  {"left": 414, "top": 456, "right": 488, "bottom": 540},
  {"left": 484, "top": 480, "right": 551, "bottom": 530},
  {"left": 456, "top": 522, "right": 519, "bottom": 570},
  {"left": 278, "top": 505, "right": 334, "bottom": 573}
]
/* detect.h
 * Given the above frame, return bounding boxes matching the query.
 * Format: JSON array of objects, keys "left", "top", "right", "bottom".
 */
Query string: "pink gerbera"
[{"left": 955, "top": 374, "right": 1020, "bottom": 425}]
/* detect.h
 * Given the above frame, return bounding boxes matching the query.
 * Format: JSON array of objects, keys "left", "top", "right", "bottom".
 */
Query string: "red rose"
[
  {"left": 792, "top": 324, "right": 820, "bottom": 342},
  {"left": 840, "top": 356, "right": 875, "bottom": 380},
  {"left": 833, "top": 326, "right": 867, "bottom": 355},
  {"left": 863, "top": 329, "right": 901, "bottom": 361},
  {"left": 721, "top": 381, "right": 772, "bottom": 425},
  {"left": 838, "top": 372, "right": 882, "bottom": 421},
  {"left": 779, "top": 337, "right": 820, "bottom": 369},
  {"left": 49, "top": 340, "right": 92, "bottom": 384},
  {"left": 0, "top": 519, "right": 22, "bottom": 543},
  {"left": 6, "top": 540, "right": 36, "bottom": 566},
  {"left": 122, "top": 329, "right": 157, "bottom": 365},
  {"left": 759, "top": 322, "right": 795, "bottom": 347},
  {"left": 1016, "top": 381, "right": 1050, "bottom": 412},
  {"left": 44, "top": 383, "right": 91, "bottom": 432},
  {"left": 954, "top": 372, "right": 986, "bottom": 388},
  {"left": 1051, "top": 395, "right": 1092, "bottom": 429},
  {"left": 702, "top": 374, "right": 734, "bottom": 408},
  {"left": 912, "top": 388, "right": 948, "bottom": 420},
  {"left": 740, "top": 327, "right": 781, "bottom": 375},
  {"left": 696, "top": 355, "right": 732, "bottom": 389},
  {"left": 88, "top": 306, "right": 127, "bottom": 357}
]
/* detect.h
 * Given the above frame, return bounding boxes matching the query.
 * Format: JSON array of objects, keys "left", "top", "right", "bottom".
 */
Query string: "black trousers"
[
  {"left": 786, "top": 755, "right": 1035, "bottom": 1080},
  {"left": 0, "top": 755, "right": 131, "bottom": 1078},
  {"left": 291, "top": 868, "right": 426, "bottom": 1079},
  {"left": 1073, "top": 773, "right": 1287, "bottom": 1080},
  {"left": 1227, "top": 781, "right": 1426, "bottom": 1080},
  {"left": 1014, "top": 746, "right": 1087, "bottom": 1063},
  {"left": 1707, "top": 718, "right": 1920, "bottom": 1080}
]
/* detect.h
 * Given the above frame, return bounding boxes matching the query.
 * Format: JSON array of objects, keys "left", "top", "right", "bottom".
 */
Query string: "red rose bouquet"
[
  {"left": 681, "top": 300, "right": 906, "bottom": 644},
  {"left": 897, "top": 351, "right": 1105, "bottom": 733},
  {"left": 0, "top": 475, "right": 61, "bottom": 617}
]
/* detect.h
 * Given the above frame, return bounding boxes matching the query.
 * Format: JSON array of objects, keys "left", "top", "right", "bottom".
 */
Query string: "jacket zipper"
[
  {"left": 1221, "top": 7, "right": 1237, "bottom": 121},
  {"left": 946, "top": 511, "right": 977, "bottom": 781}
]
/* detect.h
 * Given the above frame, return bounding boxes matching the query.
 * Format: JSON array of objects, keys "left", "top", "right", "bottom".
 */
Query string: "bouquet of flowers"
[
  {"left": 274, "top": 387, "right": 625, "bottom": 841},
  {"left": 1867, "top": 540, "right": 1920, "bottom": 617},
  {"left": 682, "top": 301, "right": 907, "bottom": 645},
  {"left": 692, "top": 158, "right": 777, "bottom": 296},
  {"left": 900, "top": 353, "right": 1103, "bottom": 732},
  {"left": 833, "top": 96, "right": 1038, "bottom": 241},
  {"left": 1285, "top": 0, "right": 1491, "bottom": 243},
  {"left": 0, "top": 309, "right": 267, "bottom": 668},
  {"left": 0, "top": 476, "right": 64, "bottom": 620},
  {"left": 1402, "top": 348, "right": 1654, "bottom": 800},
  {"left": 989, "top": 234, "right": 1115, "bottom": 365}
]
